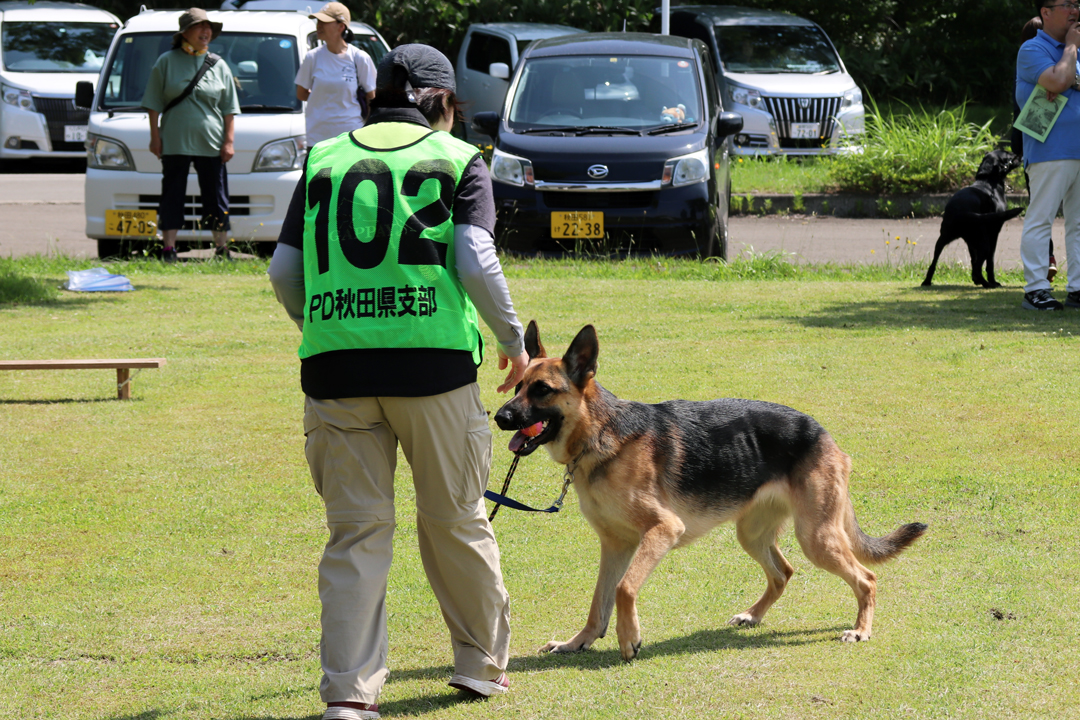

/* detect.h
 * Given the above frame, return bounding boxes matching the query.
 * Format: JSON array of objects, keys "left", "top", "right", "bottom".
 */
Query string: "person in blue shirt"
[{"left": 1016, "top": 0, "right": 1080, "bottom": 310}]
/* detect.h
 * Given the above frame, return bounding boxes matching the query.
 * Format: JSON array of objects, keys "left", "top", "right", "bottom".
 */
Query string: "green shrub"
[{"left": 830, "top": 100, "right": 997, "bottom": 194}]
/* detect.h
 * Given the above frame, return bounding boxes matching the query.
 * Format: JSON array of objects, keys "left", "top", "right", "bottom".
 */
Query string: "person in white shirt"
[{"left": 295, "top": 2, "right": 377, "bottom": 147}]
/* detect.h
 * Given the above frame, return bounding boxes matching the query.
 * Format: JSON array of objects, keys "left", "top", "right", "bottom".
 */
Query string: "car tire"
[
  {"left": 716, "top": 179, "right": 731, "bottom": 261},
  {"left": 97, "top": 238, "right": 124, "bottom": 259},
  {"left": 697, "top": 180, "right": 730, "bottom": 261}
]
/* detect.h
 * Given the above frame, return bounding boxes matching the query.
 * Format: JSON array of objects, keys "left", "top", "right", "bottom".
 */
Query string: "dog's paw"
[
  {"left": 727, "top": 613, "right": 761, "bottom": 627},
  {"left": 987, "top": 282, "right": 1002, "bottom": 289},
  {"left": 921, "top": 280, "right": 933, "bottom": 287},
  {"left": 620, "top": 638, "right": 642, "bottom": 662},
  {"left": 539, "top": 638, "right": 591, "bottom": 654},
  {"left": 840, "top": 629, "right": 870, "bottom": 642}
]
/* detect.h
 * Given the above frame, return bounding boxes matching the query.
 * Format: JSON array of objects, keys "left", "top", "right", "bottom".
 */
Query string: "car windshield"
[
  {"left": 507, "top": 54, "right": 702, "bottom": 130},
  {"left": 1, "top": 21, "right": 117, "bottom": 73},
  {"left": 99, "top": 31, "right": 303, "bottom": 112},
  {"left": 716, "top": 25, "right": 840, "bottom": 74},
  {"left": 351, "top": 33, "right": 387, "bottom": 64}
]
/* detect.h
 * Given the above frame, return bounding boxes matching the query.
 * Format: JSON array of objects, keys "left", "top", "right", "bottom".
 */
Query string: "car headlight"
[
  {"left": 662, "top": 148, "right": 710, "bottom": 187},
  {"left": 86, "top": 134, "right": 133, "bottom": 170},
  {"left": 842, "top": 86, "right": 863, "bottom": 109},
  {"left": 491, "top": 148, "right": 533, "bottom": 187},
  {"left": 1, "top": 83, "right": 35, "bottom": 112},
  {"left": 254, "top": 137, "right": 304, "bottom": 172},
  {"left": 728, "top": 85, "right": 763, "bottom": 110}
]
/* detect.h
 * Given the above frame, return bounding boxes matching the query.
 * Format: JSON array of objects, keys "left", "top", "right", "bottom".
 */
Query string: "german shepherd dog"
[
  {"left": 921, "top": 148, "right": 1023, "bottom": 288},
  {"left": 494, "top": 322, "right": 926, "bottom": 661}
]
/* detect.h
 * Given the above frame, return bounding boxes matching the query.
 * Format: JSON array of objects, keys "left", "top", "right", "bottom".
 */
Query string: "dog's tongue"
[
  {"left": 508, "top": 432, "right": 528, "bottom": 453},
  {"left": 508, "top": 422, "right": 543, "bottom": 452}
]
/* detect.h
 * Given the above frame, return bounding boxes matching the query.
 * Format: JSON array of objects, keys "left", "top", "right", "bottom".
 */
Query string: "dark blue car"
[{"left": 473, "top": 32, "right": 742, "bottom": 258}]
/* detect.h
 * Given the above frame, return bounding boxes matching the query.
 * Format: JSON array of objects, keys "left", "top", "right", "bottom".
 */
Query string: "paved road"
[{"left": 0, "top": 171, "right": 1045, "bottom": 268}]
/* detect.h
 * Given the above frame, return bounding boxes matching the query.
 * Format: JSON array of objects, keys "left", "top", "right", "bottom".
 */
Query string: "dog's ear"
[
  {"left": 524, "top": 320, "right": 546, "bottom": 359},
  {"left": 562, "top": 324, "right": 598, "bottom": 388}
]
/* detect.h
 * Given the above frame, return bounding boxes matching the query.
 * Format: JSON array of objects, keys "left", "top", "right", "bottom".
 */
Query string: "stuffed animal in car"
[{"left": 660, "top": 104, "right": 686, "bottom": 124}]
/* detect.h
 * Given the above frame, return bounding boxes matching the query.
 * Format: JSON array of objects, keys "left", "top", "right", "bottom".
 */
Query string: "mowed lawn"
[{"left": 1, "top": 259, "right": 1079, "bottom": 719}]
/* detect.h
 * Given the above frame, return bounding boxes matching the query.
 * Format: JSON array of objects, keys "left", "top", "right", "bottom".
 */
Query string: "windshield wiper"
[
  {"left": 518, "top": 126, "right": 579, "bottom": 135},
  {"left": 574, "top": 126, "right": 642, "bottom": 136},
  {"left": 240, "top": 104, "right": 297, "bottom": 113},
  {"left": 104, "top": 105, "right": 144, "bottom": 113},
  {"left": 646, "top": 122, "right": 699, "bottom": 135}
]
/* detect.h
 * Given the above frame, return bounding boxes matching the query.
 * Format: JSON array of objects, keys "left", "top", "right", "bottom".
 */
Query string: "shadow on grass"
[
  {"left": 0, "top": 397, "right": 130, "bottom": 405},
  {"left": 786, "top": 284, "right": 1077, "bottom": 332},
  {"left": 98, "top": 626, "right": 846, "bottom": 720}
]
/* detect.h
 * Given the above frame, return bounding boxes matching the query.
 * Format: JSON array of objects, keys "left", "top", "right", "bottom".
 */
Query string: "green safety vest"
[{"left": 298, "top": 127, "right": 482, "bottom": 363}]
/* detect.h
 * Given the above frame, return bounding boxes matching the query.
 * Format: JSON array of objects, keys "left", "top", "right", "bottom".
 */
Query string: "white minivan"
[
  {"left": 0, "top": 0, "right": 119, "bottom": 163},
  {"left": 79, "top": 8, "right": 365, "bottom": 258}
]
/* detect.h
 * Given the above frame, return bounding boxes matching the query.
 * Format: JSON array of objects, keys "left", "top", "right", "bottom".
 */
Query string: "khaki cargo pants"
[{"left": 303, "top": 383, "right": 511, "bottom": 704}]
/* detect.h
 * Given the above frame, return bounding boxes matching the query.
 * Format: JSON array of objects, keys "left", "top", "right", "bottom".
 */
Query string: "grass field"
[{"left": 2, "top": 256, "right": 1079, "bottom": 719}]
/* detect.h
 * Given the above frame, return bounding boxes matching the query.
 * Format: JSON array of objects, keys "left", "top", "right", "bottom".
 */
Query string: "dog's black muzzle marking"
[{"left": 494, "top": 402, "right": 561, "bottom": 457}]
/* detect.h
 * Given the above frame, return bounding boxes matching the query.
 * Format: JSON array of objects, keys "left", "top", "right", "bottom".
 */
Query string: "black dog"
[{"left": 922, "top": 149, "right": 1023, "bottom": 288}]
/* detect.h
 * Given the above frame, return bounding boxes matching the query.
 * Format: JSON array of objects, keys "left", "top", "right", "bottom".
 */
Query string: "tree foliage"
[{"left": 82, "top": 0, "right": 1034, "bottom": 106}]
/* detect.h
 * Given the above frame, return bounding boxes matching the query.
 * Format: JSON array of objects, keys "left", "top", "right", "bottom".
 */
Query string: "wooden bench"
[{"left": 0, "top": 358, "right": 166, "bottom": 399}]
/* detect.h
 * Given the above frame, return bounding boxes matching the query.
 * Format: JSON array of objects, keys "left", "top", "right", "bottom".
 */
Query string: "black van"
[{"left": 473, "top": 32, "right": 743, "bottom": 258}]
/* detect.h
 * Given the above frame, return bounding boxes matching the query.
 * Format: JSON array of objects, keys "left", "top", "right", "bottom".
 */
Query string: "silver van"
[
  {"left": 0, "top": 0, "right": 119, "bottom": 163},
  {"left": 455, "top": 22, "right": 583, "bottom": 144},
  {"left": 662, "top": 5, "right": 863, "bottom": 155}
]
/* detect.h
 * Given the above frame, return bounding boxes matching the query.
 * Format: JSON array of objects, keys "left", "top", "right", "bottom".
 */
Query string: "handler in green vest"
[{"left": 269, "top": 44, "right": 527, "bottom": 720}]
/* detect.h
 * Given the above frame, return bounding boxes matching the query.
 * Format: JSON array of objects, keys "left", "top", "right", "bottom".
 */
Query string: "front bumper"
[
  {"left": 0, "top": 97, "right": 87, "bottom": 159},
  {"left": 493, "top": 180, "right": 716, "bottom": 256},
  {"left": 84, "top": 167, "right": 301, "bottom": 243},
  {"left": 728, "top": 103, "right": 864, "bottom": 156}
]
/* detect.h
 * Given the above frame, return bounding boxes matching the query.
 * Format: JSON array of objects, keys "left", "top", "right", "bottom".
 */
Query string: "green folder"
[{"left": 1015, "top": 84, "right": 1069, "bottom": 143}]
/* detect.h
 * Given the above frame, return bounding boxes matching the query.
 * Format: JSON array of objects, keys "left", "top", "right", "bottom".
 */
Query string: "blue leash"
[{"left": 484, "top": 450, "right": 574, "bottom": 522}]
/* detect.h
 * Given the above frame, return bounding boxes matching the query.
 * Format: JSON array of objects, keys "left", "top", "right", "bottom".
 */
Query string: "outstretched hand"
[{"left": 497, "top": 349, "right": 529, "bottom": 394}]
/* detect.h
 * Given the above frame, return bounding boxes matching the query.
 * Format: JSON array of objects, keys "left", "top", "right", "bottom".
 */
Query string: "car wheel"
[
  {"left": 716, "top": 180, "right": 731, "bottom": 261},
  {"left": 97, "top": 238, "right": 124, "bottom": 259}
]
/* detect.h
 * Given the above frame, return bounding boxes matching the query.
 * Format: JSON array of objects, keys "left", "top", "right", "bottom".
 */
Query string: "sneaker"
[
  {"left": 1066, "top": 291, "right": 1080, "bottom": 308},
  {"left": 323, "top": 704, "right": 379, "bottom": 720},
  {"left": 214, "top": 244, "right": 232, "bottom": 260},
  {"left": 161, "top": 247, "right": 177, "bottom": 264},
  {"left": 1048, "top": 255, "right": 1058, "bottom": 282},
  {"left": 1022, "top": 289, "right": 1064, "bottom": 310},
  {"left": 449, "top": 672, "right": 510, "bottom": 697}
]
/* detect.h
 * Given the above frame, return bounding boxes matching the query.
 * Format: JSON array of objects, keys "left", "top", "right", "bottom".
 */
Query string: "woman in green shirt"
[{"left": 141, "top": 8, "right": 240, "bottom": 262}]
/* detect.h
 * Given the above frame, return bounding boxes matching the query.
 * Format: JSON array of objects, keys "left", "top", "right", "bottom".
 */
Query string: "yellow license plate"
[
  {"left": 105, "top": 209, "right": 158, "bottom": 237},
  {"left": 551, "top": 211, "right": 604, "bottom": 239}
]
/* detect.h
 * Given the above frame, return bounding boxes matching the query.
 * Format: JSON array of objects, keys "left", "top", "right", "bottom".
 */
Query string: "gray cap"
[{"left": 376, "top": 44, "right": 456, "bottom": 94}]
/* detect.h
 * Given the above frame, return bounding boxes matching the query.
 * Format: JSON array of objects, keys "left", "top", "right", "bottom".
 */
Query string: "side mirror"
[
  {"left": 488, "top": 62, "right": 510, "bottom": 80},
  {"left": 472, "top": 111, "right": 500, "bottom": 139},
  {"left": 717, "top": 111, "right": 743, "bottom": 138},
  {"left": 75, "top": 81, "right": 95, "bottom": 109}
]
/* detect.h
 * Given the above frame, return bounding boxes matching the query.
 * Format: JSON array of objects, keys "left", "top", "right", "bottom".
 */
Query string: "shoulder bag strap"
[
  {"left": 351, "top": 47, "right": 370, "bottom": 121},
  {"left": 163, "top": 52, "right": 221, "bottom": 114}
]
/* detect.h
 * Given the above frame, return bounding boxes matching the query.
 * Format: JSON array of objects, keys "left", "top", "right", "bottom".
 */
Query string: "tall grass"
[{"left": 830, "top": 99, "right": 999, "bottom": 194}]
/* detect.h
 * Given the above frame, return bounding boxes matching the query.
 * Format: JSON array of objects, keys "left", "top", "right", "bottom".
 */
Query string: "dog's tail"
[
  {"left": 848, "top": 511, "right": 927, "bottom": 565},
  {"left": 959, "top": 208, "right": 1024, "bottom": 227}
]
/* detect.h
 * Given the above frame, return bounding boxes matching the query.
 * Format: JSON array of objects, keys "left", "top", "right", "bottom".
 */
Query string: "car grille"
[
  {"left": 542, "top": 191, "right": 656, "bottom": 210},
  {"left": 762, "top": 96, "right": 842, "bottom": 146},
  {"left": 132, "top": 194, "right": 253, "bottom": 231},
  {"left": 33, "top": 97, "right": 89, "bottom": 152}
]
